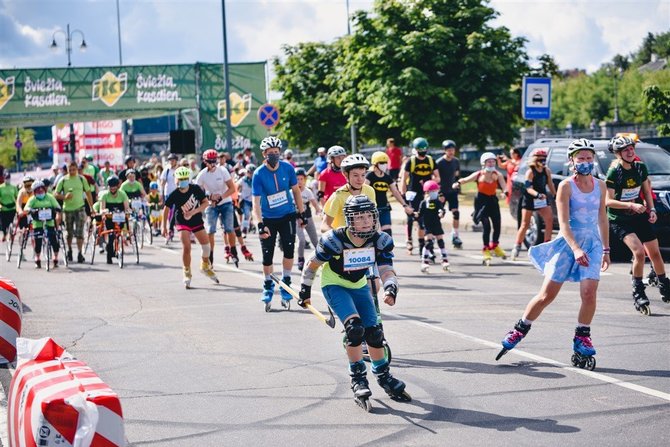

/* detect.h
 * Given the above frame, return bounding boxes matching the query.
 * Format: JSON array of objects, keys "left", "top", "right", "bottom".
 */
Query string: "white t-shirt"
[
  {"left": 161, "top": 166, "right": 176, "bottom": 198},
  {"left": 195, "top": 166, "right": 233, "bottom": 204},
  {"left": 237, "top": 177, "right": 253, "bottom": 201}
]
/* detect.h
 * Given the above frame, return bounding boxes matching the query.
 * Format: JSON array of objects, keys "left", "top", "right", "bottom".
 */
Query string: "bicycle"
[
  {"left": 91, "top": 210, "right": 137, "bottom": 268},
  {"left": 17, "top": 209, "right": 62, "bottom": 271},
  {"left": 3, "top": 212, "right": 18, "bottom": 262}
]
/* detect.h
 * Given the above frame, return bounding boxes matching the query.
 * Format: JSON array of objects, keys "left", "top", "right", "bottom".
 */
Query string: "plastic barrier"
[
  {"left": 8, "top": 337, "right": 125, "bottom": 447},
  {"left": 0, "top": 277, "right": 22, "bottom": 364}
]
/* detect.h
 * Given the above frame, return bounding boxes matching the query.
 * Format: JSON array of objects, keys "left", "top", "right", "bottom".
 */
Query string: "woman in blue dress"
[{"left": 495, "top": 139, "right": 610, "bottom": 370}]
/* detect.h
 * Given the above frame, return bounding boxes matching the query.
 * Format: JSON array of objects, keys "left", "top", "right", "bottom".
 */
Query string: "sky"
[{"left": 0, "top": 0, "right": 668, "bottom": 74}]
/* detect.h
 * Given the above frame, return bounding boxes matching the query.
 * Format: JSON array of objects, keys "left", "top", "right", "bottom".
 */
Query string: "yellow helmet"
[{"left": 371, "top": 151, "right": 389, "bottom": 165}]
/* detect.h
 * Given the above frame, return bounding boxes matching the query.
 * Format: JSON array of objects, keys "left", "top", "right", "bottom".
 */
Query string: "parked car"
[{"left": 509, "top": 138, "right": 670, "bottom": 260}]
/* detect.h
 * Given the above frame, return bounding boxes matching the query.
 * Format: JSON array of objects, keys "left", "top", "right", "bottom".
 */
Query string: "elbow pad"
[{"left": 524, "top": 180, "right": 533, "bottom": 189}]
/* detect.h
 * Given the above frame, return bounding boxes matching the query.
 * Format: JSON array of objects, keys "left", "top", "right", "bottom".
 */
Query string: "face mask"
[
  {"left": 484, "top": 166, "right": 496, "bottom": 172},
  {"left": 378, "top": 163, "right": 388, "bottom": 173},
  {"left": 332, "top": 164, "right": 341, "bottom": 172},
  {"left": 428, "top": 191, "right": 439, "bottom": 200},
  {"left": 178, "top": 179, "right": 190, "bottom": 189},
  {"left": 266, "top": 153, "right": 280, "bottom": 167},
  {"left": 417, "top": 150, "right": 427, "bottom": 157},
  {"left": 574, "top": 161, "right": 594, "bottom": 176},
  {"left": 36, "top": 193, "right": 46, "bottom": 199}
]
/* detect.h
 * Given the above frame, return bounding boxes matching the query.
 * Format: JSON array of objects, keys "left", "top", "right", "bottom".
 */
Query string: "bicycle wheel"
[
  {"left": 83, "top": 219, "right": 93, "bottom": 255},
  {"left": 90, "top": 233, "right": 97, "bottom": 265},
  {"left": 147, "top": 217, "right": 153, "bottom": 246},
  {"left": 117, "top": 232, "right": 124, "bottom": 269},
  {"left": 5, "top": 221, "right": 16, "bottom": 262},
  {"left": 17, "top": 230, "right": 28, "bottom": 269},
  {"left": 133, "top": 231, "right": 140, "bottom": 264},
  {"left": 58, "top": 229, "right": 68, "bottom": 267},
  {"left": 45, "top": 235, "right": 52, "bottom": 272},
  {"left": 139, "top": 218, "right": 146, "bottom": 249}
]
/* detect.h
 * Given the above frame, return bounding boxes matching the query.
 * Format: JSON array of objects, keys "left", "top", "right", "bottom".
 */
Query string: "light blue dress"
[{"left": 529, "top": 177, "right": 603, "bottom": 282}]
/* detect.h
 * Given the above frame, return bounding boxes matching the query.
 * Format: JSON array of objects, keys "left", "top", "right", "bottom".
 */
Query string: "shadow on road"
[{"left": 391, "top": 357, "right": 566, "bottom": 380}]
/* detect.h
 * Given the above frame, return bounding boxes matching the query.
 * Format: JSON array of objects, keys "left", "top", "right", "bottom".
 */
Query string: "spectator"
[
  {"left": 307, "top": 146, "right": 328, "bottom": 180},
  {"left": 386, "top": 138, "right": 403, "bottom": 181}
]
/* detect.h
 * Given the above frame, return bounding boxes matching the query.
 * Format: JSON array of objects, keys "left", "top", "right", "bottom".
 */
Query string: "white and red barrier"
[
  {"left": 0, "top": 277, "right": 22, "bottom": 364},
  {"left": 8, "top": 337, "right": 125, "bottom": 447}
]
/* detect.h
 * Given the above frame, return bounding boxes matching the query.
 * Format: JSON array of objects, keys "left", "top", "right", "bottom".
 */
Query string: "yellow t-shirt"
[{"left": 323, "top": 184, "right": 377, "bottom": 229}]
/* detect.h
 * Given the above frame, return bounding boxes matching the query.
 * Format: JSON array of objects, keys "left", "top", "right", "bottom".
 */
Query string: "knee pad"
[
  {"left": 425, "top": 239, "right": 434, "bottom": 251},
  {"left": 437, "top": 239, "right": 445, "bottom": 249},
  {"left": 201, "top": 243, "right": 211, "bottom": 258},
  {"left": 364, "top": 324, "right": 385, "bottom": 349},
  {"left": 235, "top": 228, "right": 242, "bottom": 237},
  {"left": 345, "top": 317, "right": 365, "bottom": 347},
  {"left": 452, "top": 210, "right": 460, "bottom": 220}
]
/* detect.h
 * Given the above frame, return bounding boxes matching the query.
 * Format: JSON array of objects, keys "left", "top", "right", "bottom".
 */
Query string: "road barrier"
[
  {"left": 0, "top": 277, "right": 22, "bottom": 364},
  {"left": 8, "top": 337, "right": 125, "bottom": 447}
]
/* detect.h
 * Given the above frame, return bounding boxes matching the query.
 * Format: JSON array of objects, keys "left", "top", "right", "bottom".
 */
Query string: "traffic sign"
[
  {"left": 522, "top": 77, "right": 552, "bottom": 120},
  {"left": 258, "top": 103, "right": 280, "bottom": 130}
]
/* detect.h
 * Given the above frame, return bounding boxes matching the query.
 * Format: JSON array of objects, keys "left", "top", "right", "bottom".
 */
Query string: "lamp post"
[
  {"left": 346, "top": 0, "right": 357, "bottom": 153},
  {"left": 50, "top": 24, "right": 87, "bottom": 161},
  {"left": 220, "top": 1, "right": 233, "bottom": 156},
  {"left": 611, "top": 66, "right": 622, "bottom": 124}
]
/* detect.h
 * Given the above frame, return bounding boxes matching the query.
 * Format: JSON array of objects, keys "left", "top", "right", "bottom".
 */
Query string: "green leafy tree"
[
  {"left": 335, "top": 0, "right": 529, "bottom": 148},
  {"left": 644, "top": 85, "right": 670, "bottom": 136},
  {"left": 529, "top": 54, "right": 561, "bottom": 78},
  {"left": 0, "top": 128, "right": 38, "bottom": 169},
  {"left": 652, "top": 32, "right": 670, "bottom": 58},
  {"left": 271, "top": 42, "right": 349, "bottom": 151}
]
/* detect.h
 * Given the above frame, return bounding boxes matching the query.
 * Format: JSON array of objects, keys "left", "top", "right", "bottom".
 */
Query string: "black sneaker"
[
  {"left": 77, "top": 252, "right": 85, "bottom": 263},
  {"left": 52, "top": 260, "right": 59, "bottom": 269},
  {"left": 107, "top": 256, "right": 113, "bottom": 265},
  {"left": 66, "top": 249, "right": 73, "bottom": 262},
  {"left": 35, "top": 260, "right": 42, "bottom": 269}
]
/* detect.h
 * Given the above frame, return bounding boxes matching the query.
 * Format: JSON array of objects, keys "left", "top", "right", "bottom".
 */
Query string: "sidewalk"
[{"left": 389, "top": 198, "right": 518, "bottom": 235}]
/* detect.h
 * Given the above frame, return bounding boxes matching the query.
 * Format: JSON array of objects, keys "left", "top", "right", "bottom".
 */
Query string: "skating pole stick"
[{"left": 270, "top": 274, "right": 336, "bottom": 328}]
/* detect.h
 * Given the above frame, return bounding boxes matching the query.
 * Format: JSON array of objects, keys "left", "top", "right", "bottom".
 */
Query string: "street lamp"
[
  {"left": 611, "top": 66, "right": 622, "bottom": 124},
  {"left": 50, "top": 24, "right": 87, "bottom": 162},
  {"left": 346, "top": 0, "right": 357, "bottom": 153}
]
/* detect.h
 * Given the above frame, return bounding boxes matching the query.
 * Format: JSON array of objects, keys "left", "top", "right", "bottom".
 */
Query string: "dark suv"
[{"left": 509, "top": 138, "right": 670, "bottom": 260}]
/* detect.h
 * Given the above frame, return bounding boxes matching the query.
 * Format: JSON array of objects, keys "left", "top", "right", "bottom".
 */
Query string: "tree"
[
  {"left": 632, "top": 33, "right": 656, "bottom": 67},
  {"left": 335, "top": 0, "right": 529, "bottom": 148},
  {"left": 0, "top": 128, "right": 38, "bottom": 169},
  {"left": 271, "top": 42, "right": 349, "bottom": 151},
  {"left": 529, "top": 54, "right": 561, "bottom": 78},
  {"left": 644, "top": 85, "right": 670, "bottom": 136}
]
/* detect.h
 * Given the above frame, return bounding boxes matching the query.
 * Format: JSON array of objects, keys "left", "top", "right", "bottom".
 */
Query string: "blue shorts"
[
  {"left": 205, "top": 201, "right": 234, "bottom": 233},
  {"left": 378, "top": 207, "right": 392, "bottom": 227},
  {"left": 322, "top": 284, "right": 378, "bottom": 327}
]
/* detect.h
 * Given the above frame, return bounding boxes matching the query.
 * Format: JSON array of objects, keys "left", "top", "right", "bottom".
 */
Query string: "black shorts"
[
  {"left": 442, "top": 191, "right": 459, "bottom": 210},
  {"left": 610, "top": 215, "right": 657, "bottom": 244},
  {"left": 424, "top": 221, "right": 444, "bottom": 236}
]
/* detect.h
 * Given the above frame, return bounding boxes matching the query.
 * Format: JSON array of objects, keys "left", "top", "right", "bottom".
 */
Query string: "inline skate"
[
  {"left": 373, "top": 362, "right": 411, "bottom": 402},
  {"left": 262, "top": 280, "right": 274, "bottom": 312},
  {"left": 350, "top": 362, "right": 372, "bottom": 412},
  {"left": 633, "top": 281, "right": 651, "bottom": 315},
  {"left": 496, "top": 319, "right": 531, "bottom": 360},
  {"left": 571, "top": 326, "right": 596, "bottom": 370}
]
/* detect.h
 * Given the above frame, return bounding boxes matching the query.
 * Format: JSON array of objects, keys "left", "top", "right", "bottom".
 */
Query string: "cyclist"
[
  {"left": 317, "top": 145, "right": 347, "bottom": 205},
  {"left": 512, "top": 148, "right": 557, "bottom": 260},
  {"left": 436, "top": 140, "right": 463, "bottom": 248},
  {"left": 16, "top": 176, "right": 35, "bottom": 234},
  {"left": 162, "top": 167, "right": 219, "bottom": 288},
  {"left": 455, "top": 152, "right": 507, "bottom": 264},
  {"left": 196, "top": 149, "right": 237, "bottom": 265},
  {"left": 55, "top": 161, "right": 94, "bottom": 264},
  {"left": 497, "top": 138, "right": 609, "bottom": 369},
  {"left": 0, "top": 168, "right": 18, "bottom": 242},
  {"left": 24, "top": 180, "right": 61, "bottom": 269},
  {"left": 99, "top": 176, "right": 131, "bottom": 264},
  {"left": 252, "top": 136, "right": 306, "bottom": 310},
  {"left": 295, "top": 167, "right": 321, "bottom": 271},
  {"left": 147, "top": 181, "right": 163, "bottom": 237},
  {"left": 605, "top": 135, "right": 670, "bottom": 311},
  {"left": 365, "top": 151, "right": 413, "bottom": 237},
  {"left": 298, "top": 195, "right": 409, "bottom": 406},
  {"left": 400, "top": 137, "right": 440, "bottom": 256}
]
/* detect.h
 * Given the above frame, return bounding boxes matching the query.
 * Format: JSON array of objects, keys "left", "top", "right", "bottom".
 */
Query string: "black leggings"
[
  {"left": 34, "top": 227, "right": 59, "bottom": 255},
  {"left": 405, "top": 193, "right": 424, "bottom": 238},
  {"left": 474, "top": 193, "right": 501, "bottom": 247},
  {"left": 0, "top": 210, "right": 15, "bottom": 233},
  {"left": 261, "top": 214, "right": 296, "bottom": 266}
]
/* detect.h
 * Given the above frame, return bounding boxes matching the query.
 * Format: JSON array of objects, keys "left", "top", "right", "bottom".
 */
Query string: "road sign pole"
[{"left": 15, "top": 128, "right": 22, "bottom": 173}]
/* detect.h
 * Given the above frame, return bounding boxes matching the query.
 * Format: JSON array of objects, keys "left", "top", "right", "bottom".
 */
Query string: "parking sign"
[{"left": 522, "top": 77, "right": 552, "bottom": 120}]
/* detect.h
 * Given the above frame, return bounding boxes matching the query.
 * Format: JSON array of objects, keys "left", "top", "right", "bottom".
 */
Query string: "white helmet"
[
  {"left": 260, "top": 136, "right": 282, "bottom": 151},
  {"left": 283, "top": 149, "right": 293, "bottom": 157},
  {"left": 327, "top": 145, "right": 347, "bottom": 160},
  {"left": 567, "top": 138, "right": 595, "bottom": 159},
  {"left": 341, "top": 154, "right": 370, "bottom": 173},
  {"left": 480, "top": 152, "right": 496, "bottom": 165}
]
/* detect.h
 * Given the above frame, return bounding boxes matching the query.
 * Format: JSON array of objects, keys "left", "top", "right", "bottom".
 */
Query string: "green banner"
[{"left": 0, "top": 62, "right": 268, "bottom": 152}]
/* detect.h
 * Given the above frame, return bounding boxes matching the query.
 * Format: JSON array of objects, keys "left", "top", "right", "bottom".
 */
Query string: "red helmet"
[
  {"left": 203, "top": 149, "right": 218, "bottom": 162},
  {"left": 423, "top": 180, "right": 440, "bottom": 192},
  {"left": 532, "top": 148, "right": 548, "bottom": 158}
]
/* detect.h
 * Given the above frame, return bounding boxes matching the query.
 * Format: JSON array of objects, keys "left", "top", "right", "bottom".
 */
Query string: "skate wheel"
[
  {"left": 355, "top": 397, "right": 372, "bottom": 412},
  {"left": 639, "top": 305, "right": 651, "bottom": 316},
  {"left": 571, "top": 354, "right": 580, "bottom": 367},
  {"left": 495, "top": 348, "right": 509, "bottom": 361},
  {"left": 281, "top": 300, "right": 291, "bottom": 311},
  {"left": 264, "top": 302, "right": 271, "bottom": 312},
  {"left": 662, "top": 297, "right": 670, "bottom": 304},
  {"left": 390, "top": 390, "right": 412, "bottom": 402},
  {"left": 585, "top": 357, "right": 596, "bottom": 371}
]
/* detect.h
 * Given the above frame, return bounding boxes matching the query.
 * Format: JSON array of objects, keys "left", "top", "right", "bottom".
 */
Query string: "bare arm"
[
  {"left": 454, "top": 171, "right": 479, "bottom": 188},
  {"left": 252, "top": 195, "right": 263, "bottom": 227},
  {"left": 598, "top": 180, "right": 610, "bottom": 271},
  {"left": 292, "top": 184, "right": 305, "bottom": 214},
  {"left": 400, "top": 169, "right": 409, "bottom": 195},
  {"left": 546, "top": 168, "right": 557, "bottom": 197},
  {"left": 389, "top": 182, "right": 414, "bottom": 214},
  {"left": 432, "top": 168, "right": 441, "bottom": 184}
]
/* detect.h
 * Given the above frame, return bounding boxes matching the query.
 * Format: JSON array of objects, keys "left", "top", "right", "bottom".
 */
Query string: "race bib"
[
  {"left": 621, "top": 186, "right": 641, "bottom": 201},
  {"left": 131, "top": 199, "right": 143, "bottom": 210},
  {"left": 533, "top": 198, "right": 548, "bottom": 209},
  {"left": 150, "top": 210, "right": 161, "bottom": 218},
  {"left": 267, "top": 191, "right": 288, "bottom": 209},
  {"left": 405, "top": 191, "right": 417, "bottom": 202},
  {"left": 37, "top": 209, "right": 53, "bottom": 221},
  {"left": 342, "top": 247, "right": 375, "bottom": 272},
  {"left": 112, "top": 211, "right": 126, "bottom": 223}
]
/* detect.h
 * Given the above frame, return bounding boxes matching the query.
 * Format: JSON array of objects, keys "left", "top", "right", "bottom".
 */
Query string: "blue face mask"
[
  {"left": 178, "top": 179, "right": 190, "bottom": 189},
  {"left": 574, "top": 161, "right": 594, "bottom": 175},
  {"left": 36, "top": 193, "right": 46, "bottom": 200},
  {"left": 428, "top": 191, "right": 439, "bottom": 200}
]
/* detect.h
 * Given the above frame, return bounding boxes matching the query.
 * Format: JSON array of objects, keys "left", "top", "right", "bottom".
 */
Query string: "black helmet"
[
  {"left": 442, "top": 139, "right": 456, "bottom": 149},
  {"left": 107, "top": 176, "right": 120, "bottom": 188},
  {"left": 124, "top": 155, "right": 135, "bottom": 164},
  {"left": 295, "top": 167, "right": 307, "bottom": 177},
  {"left": 344, "top": 195, "right": 379, "bottom": 239}
]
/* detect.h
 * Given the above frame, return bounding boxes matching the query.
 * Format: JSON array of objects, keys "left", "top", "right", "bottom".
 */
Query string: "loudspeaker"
[{"left": 169, "top": 130, "right": 196, "bottom": 154}]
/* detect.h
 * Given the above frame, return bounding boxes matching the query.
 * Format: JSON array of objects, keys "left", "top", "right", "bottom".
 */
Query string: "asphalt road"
[{"left": 1, "top": 226, "right": 669, "bottom": 447}]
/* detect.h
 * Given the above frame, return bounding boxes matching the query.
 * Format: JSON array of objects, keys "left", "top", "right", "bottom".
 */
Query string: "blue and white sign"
[
  {"left": 522, "top": 77, "right": 552, "bottom": 120},
  {"left": 257, "top": 103, "right": 280, "bottom": 130}
]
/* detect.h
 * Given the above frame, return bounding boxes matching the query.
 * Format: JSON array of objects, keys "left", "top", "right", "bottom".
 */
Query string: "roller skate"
[
  {"left": 373, "top": 362, "right": 411, "bottom": 402},
  {"left": 350, "top": 361, "right": 372, "bottom": 412},
  {"left": 200, "top": 260, "right": 219, "bottom": 284},
  {"left": 633, "top": 281, "right": 651, "bottom": 315},
  {"left": 452, "top": 235, "right": 463, "bottom": 249},
  {"left": 230, "top": 247, "right": 240, "bottom": 268},
  {"left": 280, "top": 276, "right": 292, "bottom": 310},
  {"left": 644, "top": 267, "right": 659, "bottom": 287},
  {"left": 406, "top": 239, "right": 413, "bottom": 255},
  {"left": 571, "top": 326, "right": 596, "bottom": 370},
  {"left": 429, "top": 250, "right": 436, "bottom": 264},
  {"left": 420, "top": 258, "right": 430, "bottom": 273},
  {"left": 496, "top": 319, "right": 531, "bottom": 360},
  {"left": 442, "top": 258, "right": 450, "bottom": 272},
  {"left": 241, "top": 245, "right": 254, "bottom": 261},
  {"left": 511, "top": 245, "right": 521, "bottom": 261},
  {"left": 224, "top": 246, "right": 233, "bottom": 263},
  {"left": 659, "top": 275, "right": 670, "bottom": 303},
  {"left": 482, "top": 247, "right": 492, "bottom": 266},
  {"left": 297, "top": 257, "right": 305, "bottom": 271},
  {"left": 183, "top": 267, "right": 192, "bottom": 289},
  {"left": 491, "top": 243, "right": 507, "bottom": 260},
  {"left": 262, "top": 280, "right": 274, "bottom": 312}
]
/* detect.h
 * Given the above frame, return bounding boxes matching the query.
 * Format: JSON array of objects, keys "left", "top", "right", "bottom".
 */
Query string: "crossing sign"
[
  {"left": 522, "top": 77, "right": 552, "bottom": 120},
  {"left": 258, "top": 103, "right": 280, "bottom": 130}
]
